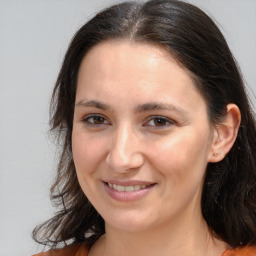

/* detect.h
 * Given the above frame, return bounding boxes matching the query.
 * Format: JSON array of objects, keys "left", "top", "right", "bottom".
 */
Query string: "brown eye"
[
  {"left": 92, "top": 116, "right": 105, "bottom": 124},
  {"left": 145, "top": 116, "right": 174, "bottom": 128},
  {"left": 83, "top": 115, "right": 109, "bottom": 126},
  {"left": 153, "top": 118, "right": 167, "bottom": 126}
]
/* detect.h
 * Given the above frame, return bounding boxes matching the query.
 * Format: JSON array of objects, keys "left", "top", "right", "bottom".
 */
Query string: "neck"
[{"left": 90, "top": 210, "right": 228, "bottom": 256}]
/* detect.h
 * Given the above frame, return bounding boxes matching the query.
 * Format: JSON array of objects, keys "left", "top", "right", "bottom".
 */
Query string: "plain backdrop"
[{"left": 0, "top": 0, "right": 255, "bottom": 255}]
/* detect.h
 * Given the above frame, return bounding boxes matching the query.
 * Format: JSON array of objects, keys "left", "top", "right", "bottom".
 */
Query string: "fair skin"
[{"left": 72, "top": 41, "right": 241, "bottom": 256}]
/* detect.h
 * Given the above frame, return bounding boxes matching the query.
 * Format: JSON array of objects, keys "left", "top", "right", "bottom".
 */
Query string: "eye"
[
  {"left": 144, "top": 116, "right": 174, "bottom": 128},
  {"left": 82, "top": 114, "right": 110, "bottom": 126}
]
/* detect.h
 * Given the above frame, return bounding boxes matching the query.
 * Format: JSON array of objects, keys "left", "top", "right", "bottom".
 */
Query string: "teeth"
[
  {"left": 107, "top": 183, "right": 150, "bottom": 192},
  {"left": 133, "top": 185, "right": 141, "bottom": 191},
  {"left": 125, "top": 186, "right": 133, "bottom": 192},
  {"left": 117, "top": 185, "right": 125, "bottom": 192}
]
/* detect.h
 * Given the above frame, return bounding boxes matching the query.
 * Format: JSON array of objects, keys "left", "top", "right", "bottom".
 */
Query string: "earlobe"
[{"left": 208, "top": 104, "right": 241, "bottom": 163}]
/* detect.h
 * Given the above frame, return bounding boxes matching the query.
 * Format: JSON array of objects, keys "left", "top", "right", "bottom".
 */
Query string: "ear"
[{"left": 208, "top": 104, "right": 241, "bottom": 163}]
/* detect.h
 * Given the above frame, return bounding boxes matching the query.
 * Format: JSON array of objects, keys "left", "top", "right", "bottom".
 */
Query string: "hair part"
[{"left": 33, "top": 0, "right": 256, "bottom": 249}]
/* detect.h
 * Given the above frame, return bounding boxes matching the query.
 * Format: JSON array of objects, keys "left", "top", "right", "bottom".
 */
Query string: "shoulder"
[
  {"left": 223, "top": 246, "right": 256, "bottom": 256},
  {"left": 32, "top": 243, "right": 89, "bottom": 256}
]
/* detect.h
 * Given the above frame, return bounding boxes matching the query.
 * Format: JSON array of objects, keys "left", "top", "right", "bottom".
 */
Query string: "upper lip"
[{"left": 103, "top": 180, "right": 156, "bottom": 186}]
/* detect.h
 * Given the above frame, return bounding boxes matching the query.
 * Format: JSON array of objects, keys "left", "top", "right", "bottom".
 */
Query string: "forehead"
[
  {"left": 77, "top": 40, "right": 194, "bottom": 90},
  {"left": 79, "top": 40, "right": 184, "bottom": 74},
  {"left": 76, "top": 40, "right": 207, "bottom": 117}
]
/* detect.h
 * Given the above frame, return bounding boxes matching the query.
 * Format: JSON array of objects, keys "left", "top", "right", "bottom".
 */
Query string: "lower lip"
[{"left": 103, "top": 182, "right": 155, "bottom": 202}]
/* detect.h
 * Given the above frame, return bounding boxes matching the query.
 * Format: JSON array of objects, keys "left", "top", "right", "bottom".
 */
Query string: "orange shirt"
[
  {"left": 33, "top": 243, "right": 88, "bottom": 256},
  {"left": 33, "top": 243, "right": 256, "bottom": 256},
  {"left": 223, "top": 246, "right": 256, "bottom": 256}
]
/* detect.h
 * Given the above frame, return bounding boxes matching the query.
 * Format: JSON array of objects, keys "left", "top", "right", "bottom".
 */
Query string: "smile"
[
  {"left": 104, "top": 181, "right": 156, "bottom": 202},
  {"left": 107, "top": 182, "right": 150, "bottom": 192}
]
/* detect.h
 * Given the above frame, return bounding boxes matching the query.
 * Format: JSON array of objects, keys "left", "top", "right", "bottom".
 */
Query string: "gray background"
[{"left": 0, "top": 0, "right": 255, "bottom": 255}]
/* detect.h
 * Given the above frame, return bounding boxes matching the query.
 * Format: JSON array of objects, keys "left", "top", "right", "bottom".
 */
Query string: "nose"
[{"left": 106, "top": 125, "right": 144, "bottom": 173}]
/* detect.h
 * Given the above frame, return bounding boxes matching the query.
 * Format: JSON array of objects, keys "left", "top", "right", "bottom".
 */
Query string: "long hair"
[{"left": 33, "top": 0, "right": 256, "bottom": 249}]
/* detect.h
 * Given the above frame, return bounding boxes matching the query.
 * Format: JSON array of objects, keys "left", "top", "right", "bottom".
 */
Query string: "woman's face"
[{"left": 72, "top": 41, "right": 216, "bottom": 232}]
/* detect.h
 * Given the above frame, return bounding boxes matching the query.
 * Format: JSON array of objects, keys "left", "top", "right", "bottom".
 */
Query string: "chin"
[{"left": 104, "top": 211, "right": 158, "bottom": 233}]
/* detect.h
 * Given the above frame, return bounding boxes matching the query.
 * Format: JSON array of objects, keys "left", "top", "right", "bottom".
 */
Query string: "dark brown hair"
[{"left": 33, "top": 0, "right": 256, "bottom": 249}]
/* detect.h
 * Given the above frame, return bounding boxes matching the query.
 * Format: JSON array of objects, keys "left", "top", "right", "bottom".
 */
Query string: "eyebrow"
[
  {"left": 135, "top": 102, "right": 188, "bottom": 116},
  {"left": 75, "top": 100, "right": 187, "bottom": 116},
  {"left": 75, "top": 100, "right": 110, "bottom": 110}
]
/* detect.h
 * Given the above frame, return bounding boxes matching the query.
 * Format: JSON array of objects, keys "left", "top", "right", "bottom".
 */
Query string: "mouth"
[
  {"left": 103, "top": 181, "right": 156, "bottom": 202},
  {"left": 107, "top": 182, "right": 152, "bottom": 192}
]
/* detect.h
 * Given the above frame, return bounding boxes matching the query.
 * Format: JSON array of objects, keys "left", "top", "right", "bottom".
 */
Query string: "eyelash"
[
  {"left": 144, "top": 116, "right": 174, "bottom": 128},
  {"left": 82, "top": 114, "right": 110, "bottom": 127},
  {"left": 81, "top": 114, "right": 174, "bottom": 128}
]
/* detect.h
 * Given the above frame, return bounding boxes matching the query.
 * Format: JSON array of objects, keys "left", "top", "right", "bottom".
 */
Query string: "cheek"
[
  {"left": 72, "top": 131, "right": 108, "bottom": 202},
  {"left": 151, "top": 132, "right": 210, "bottom": 185},
  {"left": 72, "top": 131, "right": 107, "bottom": 177}
]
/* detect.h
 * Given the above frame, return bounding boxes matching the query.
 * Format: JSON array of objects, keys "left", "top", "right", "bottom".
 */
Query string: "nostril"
[{"left": 105, "top": 150, "right": 144, "bottom": 173}]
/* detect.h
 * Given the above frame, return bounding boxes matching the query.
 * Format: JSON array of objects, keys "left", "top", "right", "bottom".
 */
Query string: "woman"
[{"left": 33, "top": 0, "right": 256, "bottom": 255}]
